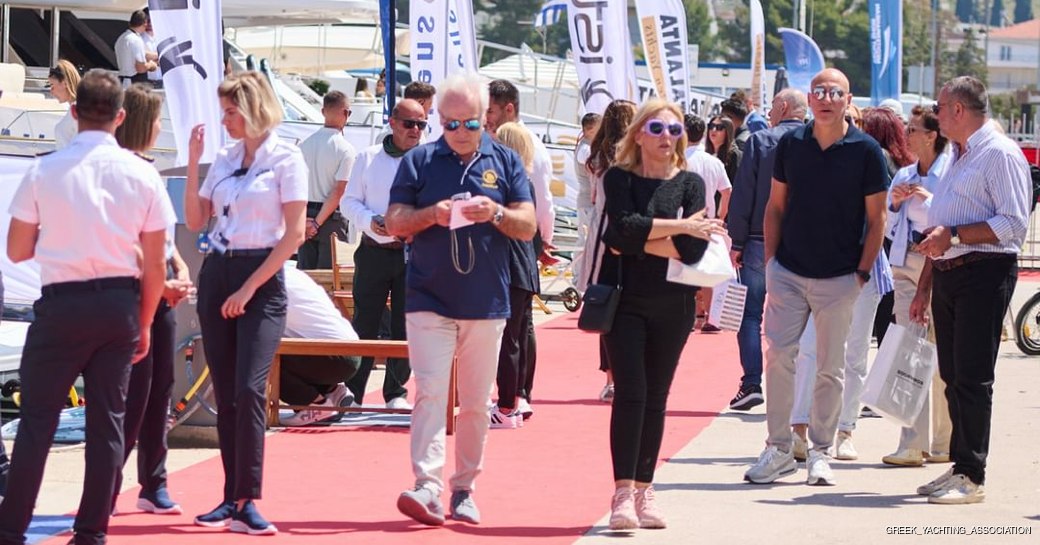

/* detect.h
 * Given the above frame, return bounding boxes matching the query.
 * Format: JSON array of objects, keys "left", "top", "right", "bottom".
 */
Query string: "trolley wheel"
[
  {"left": 1, "top": 379, "right": 20, "bottom": 398},
  {"left": 562, "top": 287, "right": 582, "bottom": 312},
  {"left": 1014, "top": 291, "right": 1040, "bottom": 356}
]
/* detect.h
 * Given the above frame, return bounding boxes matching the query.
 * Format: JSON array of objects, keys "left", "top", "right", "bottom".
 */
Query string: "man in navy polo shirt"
[
  {"left": 744, "top": 68, "right": 889, "bottom": 487},
  {"left": 385, "top": 72, "right": 536, "bottom": 526}
]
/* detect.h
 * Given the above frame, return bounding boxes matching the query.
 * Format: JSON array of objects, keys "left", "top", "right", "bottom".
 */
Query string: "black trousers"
[
  {"left": 345, "top": 243, "right": 409, "bottom": 403},
  {"left": 280, "top": 355, "right": 360, "bottom": 405},
  {"left": 0, "top": 277, "right": 6, "bottom": 498},
  {"left": 603, "top": 290, "right": 697, "bottom": 483},
  {"left": 197, "top": 253, "right": 286, "bottom": 501},
  {"left": 0, "top": 285, "right": 139, "bottom": 545},
  {"left": 931, "top": 255, "right": 1016, "bottom": 485},
  {"left": 496, "top": 287, "right": 534, "bottom": 409},
  {"left": 296, "top": 205, "right": 347, "bottom": 270},
  {"left": 522, "top": 305, "right": 537, "bottom": 401},
  {"left": 114, "top": 301, "right": 176, "bottom": 506}
]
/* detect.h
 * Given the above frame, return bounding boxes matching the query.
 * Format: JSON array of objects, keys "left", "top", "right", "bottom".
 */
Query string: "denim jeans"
[{"left": 736, "top": 240, "right": 766, "bottom": 387}]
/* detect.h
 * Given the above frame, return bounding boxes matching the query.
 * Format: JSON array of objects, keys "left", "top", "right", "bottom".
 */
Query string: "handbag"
[
  {"left": 577, "top": 205, "right": 622, "bottom": 334},
  {"left": 666, "top": 233, "right": 737, "bottom": 288},
  {"left": 860, "top": 323, "right": 937, "bottom": 428}
]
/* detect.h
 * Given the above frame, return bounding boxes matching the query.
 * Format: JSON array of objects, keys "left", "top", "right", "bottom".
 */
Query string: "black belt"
[
  {"left": 41, "top": 276, "right": 139, "bottom": 296},
  {"left": 216, "top": 248, "right": 273, "bottom": 258},
  {"left": 306, "top": 202, "right": 343, "bottom": 220},
  {"left": 361, "top": 233, "right": 404, "bottom": 251},
  {"left": 932, "top": 251, "right": 1015, "bottom": 272}
]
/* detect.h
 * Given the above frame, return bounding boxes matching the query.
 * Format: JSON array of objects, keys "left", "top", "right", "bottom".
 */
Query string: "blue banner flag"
[
  {"left": 380, "top": 0, "right": 395, "bottom": 123},
  {"left": 869, "top": 0, "right": 903, "bottom": 105},
  {"left": 777, "top": 27, "right": 825, "bottom": 94},
  {"left": 535, "top": 0, "right": 567, "bottom": 28}
]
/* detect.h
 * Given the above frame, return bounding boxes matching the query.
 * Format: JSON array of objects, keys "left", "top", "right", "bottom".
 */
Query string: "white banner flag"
[
  {"left": 566, "top": 0, "right": 637, "bottom": 115},
  {"left": 148, "top": 0, "right": 225, "bottom": 167},
  {"left": 749, "top": 0, "right": 767, "bottom": 111},
  {"left": 411, "top": 0, "right": 479, "bottom": 138},
  {"left": 634, "top": 0, "right": 691, "bottom": 112}
]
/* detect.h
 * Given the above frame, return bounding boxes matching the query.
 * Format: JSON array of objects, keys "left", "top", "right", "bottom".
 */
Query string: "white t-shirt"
[
  {"left": 114, "top": 29, "right": 147, "bottom": 79},
  {"left": 574, "top": 139, "right": 593, "bottom": 210},
  {"left": 141, "top": 32, "right": 162, "bottom": 82},
  {"left": 522, "top": 123, "right": 555, "bottom": 244},
  {"left": 685, "top": 147, "right": 731, "bottom": 218},
  {"left": 54, "top": 108, "right": 76, "bottom": 150},
  {"left": 297, "top": 127, "right": 356, "bottom": 203},
  {"left": 340, "top": 143, "right": 403, "bottom": 244},
  {"left": 199, "top": 133, "right": 309, "bottom": 250},
  {"left": 8, "top": 131, "right": 176, "bottom": 286},
  {"left": 283, "top": 264, "right": 359, "bottom": 340}
]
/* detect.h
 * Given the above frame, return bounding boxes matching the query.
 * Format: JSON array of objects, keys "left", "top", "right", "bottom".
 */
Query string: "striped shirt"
[{"left": 927, "top": 121, "right": 1032, "bottom": 260}]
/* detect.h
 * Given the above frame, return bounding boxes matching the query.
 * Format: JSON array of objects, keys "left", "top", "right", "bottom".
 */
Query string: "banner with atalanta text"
[
  {"left": 634, "top": 0, "right": 690, "bottom": 113},
  {"left": 869, "top": 0, "right": 902, "bottom": 105},
  {"left": 565, "top": 0, "right": 637, "bottom": 115},
  {"left": 148, "top": 0, "right": 225, "bottom": 166},
  {"left": 410, "top": 0, "right": 479, "bottom": 138}
]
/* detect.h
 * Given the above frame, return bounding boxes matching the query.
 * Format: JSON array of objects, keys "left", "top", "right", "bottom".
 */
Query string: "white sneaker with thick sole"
[
  {"left": 386, "top": 396, "right": 413, "bottom": 410},
  {"left": 834, "top": 431, "right": 858, "bottom": 460},
  {"left": 489, "top": 406, "right": 519, "bottom": 429},
  {"left": 744, "top": 446, "right": 797, "bottom": 484},
  {"left": 517, "top": 398, "right": 533, "bottom": 420},
  {"left": 917, "top": 467, "right": 955, "bottom": 496},
  {"left": 280, "top": 397, "right": 337, "bottom": 427},
  {"left": 882, "top": 448, "right": 925, "bottom": 466},
  {"left": 806, "top": 450, "right": 836, "bottom": 486},
  {"left": 928, "top": 474, "right": 985, "bottom": 504}
]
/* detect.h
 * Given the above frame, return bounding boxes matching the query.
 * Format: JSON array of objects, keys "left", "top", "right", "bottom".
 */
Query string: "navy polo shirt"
[
  {"left": 772, "top": 122, "right": 890, "bottom": 278},
  {"left": 389, "top": 133, "right": 534, "bottom": 319}
]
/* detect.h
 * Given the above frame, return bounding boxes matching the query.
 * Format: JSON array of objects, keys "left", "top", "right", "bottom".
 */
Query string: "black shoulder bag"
[{"left": 577, "top": 205, "right": 622, "bottom": 334}]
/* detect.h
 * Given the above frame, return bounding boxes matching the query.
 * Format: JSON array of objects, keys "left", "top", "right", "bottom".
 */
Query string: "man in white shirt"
[
  {"left": 142, "top": 9, "right": 162, "bottom": 89},
  {"left": 340, "top": 99, "right": 426, "bottom": 410},
  {"left": 114, "top": 10, "right": 158, "bottom": 88},
  {"left": 279, "top": 264, "right": 361, "bottom": 427},
  {"left": 0, "top": 69, "right": 175, "bottom": 545},
  {"left": 297, "top": 90, "right": 356, "bottom": 269},
  {"left": 683, "top": 114, "right": 732, "bottom": 220}
]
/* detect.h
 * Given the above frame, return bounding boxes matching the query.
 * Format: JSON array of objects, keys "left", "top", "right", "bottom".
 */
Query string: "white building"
[{"left": 986, "top": 18, "right": 1040, "bottom": 93}]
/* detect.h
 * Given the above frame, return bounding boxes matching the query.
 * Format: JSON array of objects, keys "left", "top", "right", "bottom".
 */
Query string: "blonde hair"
[
  {"left": 495, "top": 122, "right": 534, "bottom": 173},
  {"left": 614, "top": 99, "right": 688, "bottom": 173},
  {"left": 217, "top": 71, "right": 283, "bottom": 138},
  {"left": 50, "top": 59, "right": 80, "bottom": 102}
]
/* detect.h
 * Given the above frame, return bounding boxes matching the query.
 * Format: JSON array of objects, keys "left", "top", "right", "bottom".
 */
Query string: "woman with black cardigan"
[{"left": 598, "top": 99, "right": 726, "bottom": 530}]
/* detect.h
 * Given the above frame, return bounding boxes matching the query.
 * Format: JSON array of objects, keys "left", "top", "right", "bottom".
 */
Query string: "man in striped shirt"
[{"left": 911, "top": 76, "right": 1031, "bottom": 505}]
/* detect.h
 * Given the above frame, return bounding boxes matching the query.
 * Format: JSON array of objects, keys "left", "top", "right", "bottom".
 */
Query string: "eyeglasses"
[
  {"left": 643, "top": 119, "right": 684, "bottom": 137},
  {"left": 47, "top": 67, "right": 64, "bottom": 80},
  {"left": 931, "top": 103, "right": 943, "bottom": 115},
  {"left": 443, "top": 118, "right": 482, "bottom": 132},
  {"left": 397, "top": 118, "right": 428, "bottom": 130},
  {"left": 907, "top": 125, "right": 929, "bottom": 135},
  {"left": 811, "top": 86, "right": 847, "bottom": 102},
  {"left": 707, "top": 123, "right": 726, "bottom": 131}
]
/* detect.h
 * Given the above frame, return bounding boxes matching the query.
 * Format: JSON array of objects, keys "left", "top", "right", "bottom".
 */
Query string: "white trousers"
[{"left": 406, "top": 311, "right": 506, "bottom": 495}]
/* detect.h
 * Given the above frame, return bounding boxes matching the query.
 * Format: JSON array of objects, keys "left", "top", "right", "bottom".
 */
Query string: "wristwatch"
[
  {"left": 855, "top": 269, "right": 871, "bottom": 283},
  {"left": 491, "top": 205, "right": 505, "bottom": 225},
  {"left": 949, "top": 225, "right": 961, "bottom": 245}
]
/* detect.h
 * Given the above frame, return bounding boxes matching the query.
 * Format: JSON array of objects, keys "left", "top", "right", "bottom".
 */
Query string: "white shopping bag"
[
  {"left": 666, "top": 234, "right": 737, "bottom": 288},
  {"left": 707, "top": 280, "right": 747, "bottom": 331},
  {"left": 860, "top": 323, "right": 937, "bottom": 428}
]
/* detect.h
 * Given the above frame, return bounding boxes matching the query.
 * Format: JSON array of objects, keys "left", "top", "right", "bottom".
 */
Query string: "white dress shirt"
[
  {"left": 887, "top": 153, "right": 949, "bottom": 237},
  {"left": 283, "top": 264, "right": 359, "bottom": 340},
  {"left": 685, "top": 146, "right": 731, "bottom": 218},
  {"left": 297, "top": 126, "right": 356, "bottom": 203},
  {"left": 928, "top": 121, "right": 1032, "bottom": 260},
  {"left": 54, "top": 108, "right": 76, "bottom": 150},
  {"left": 8, "top": 131, "right": 176, "bottom": 286},
  {"left": 340, "top": 143, "right": 402, "bottom": 244},
  {"left": 114, "top": 29, "right": 147, "bottom": 80},
  {"left": 141, "top": 32, "right": 162, "bottom": 82},
  {"left": 200, "top": 132, "right": 309, "bottom": 251}
]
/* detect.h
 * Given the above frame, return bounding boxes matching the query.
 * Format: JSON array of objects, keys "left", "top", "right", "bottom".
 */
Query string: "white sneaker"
[
  {"left": 386, "top": 397, "right": 413, "bottom": 410},
  {"left": 917, "top": 467, "right": 955, "bottom": 496},
  {"left": 598, "top": 384, "right": 615, "bottom": 403},
  {"left": 792, "top": 434, "right": 808, "bottom": 462},
  {"left": 326, "top": 383, "right": 351, "bottom": 408},
  {"left": 882, "top": 448, "right": 925, "bottom": 466},
  {"left": 806, "top": 449, "right": 836, "bottom": 486},
  {"left": 928, "top": 474, "right": 985, "bottom": 504},
  {"left": 834, "top": 431, "right": 858, "bottom": 460},
  {"left": 280, "top": 397, "right": 337, "bottom": 427},
  {"left": 517, "top": 398, "right": 533, "bottom": 420},
  {"left": 744, "top": 446, "right": 797, "bottom": 484},
  {"left": 489, "top": 406, "right": 519, "bottom": 429}
]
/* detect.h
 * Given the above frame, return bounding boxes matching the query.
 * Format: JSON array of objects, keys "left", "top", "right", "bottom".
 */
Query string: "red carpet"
[{"left": 66, "top": 315, "right": 740, "bottom": 544}]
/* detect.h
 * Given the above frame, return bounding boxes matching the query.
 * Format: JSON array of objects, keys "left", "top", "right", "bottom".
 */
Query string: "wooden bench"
[{"left": 266, "top": 338, "right": 458, "bottom": 434}]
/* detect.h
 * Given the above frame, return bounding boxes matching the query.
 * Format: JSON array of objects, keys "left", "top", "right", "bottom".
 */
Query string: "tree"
[
  {"left": 1013, "top": 0, "right": 1033, "bottom": 22},
  {"left": 956, "top": 0, "right": 980, "bottom": 22},
  {"left": 472, "top": 0, "right": 551, "bottom": 63},
  {"left": 942, "top": 28, "right": 988, "bottom": 84},
  {"left": 684, "top": 0, "right": 721, "bottom": 62}
]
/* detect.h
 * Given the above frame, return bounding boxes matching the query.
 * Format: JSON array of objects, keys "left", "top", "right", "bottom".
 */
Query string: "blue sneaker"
[
  {"left": 194, "top": 501, "right": 235, "bottom": 528},
  {"left": 137, "top": 488, "right": 183, "bottom": 515},
  {"left": 230, "top": 501, "right": 278, "bottom": 536}
]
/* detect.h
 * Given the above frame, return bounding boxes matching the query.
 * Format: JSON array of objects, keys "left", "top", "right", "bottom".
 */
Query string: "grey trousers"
[{"left": 764, "top": 258, "right": 859, "bottom": 452}]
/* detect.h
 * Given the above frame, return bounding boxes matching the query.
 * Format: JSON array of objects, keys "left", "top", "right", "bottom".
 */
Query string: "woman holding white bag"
[{"left": 596, "top": 99, "right": 726, "bottom": 530}]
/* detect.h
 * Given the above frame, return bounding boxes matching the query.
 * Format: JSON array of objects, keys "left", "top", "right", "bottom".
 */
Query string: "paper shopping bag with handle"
[
  {"left": 860, "top": 322, "right": 937, "bottom": 428},
  {"left": 707, "top": 279, "right": 747, "bottom": 331}
]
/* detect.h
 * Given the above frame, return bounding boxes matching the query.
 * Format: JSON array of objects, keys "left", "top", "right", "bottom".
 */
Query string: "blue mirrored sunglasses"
[{"left": 444, "top": 118, "right": 482, "bottom": 132}]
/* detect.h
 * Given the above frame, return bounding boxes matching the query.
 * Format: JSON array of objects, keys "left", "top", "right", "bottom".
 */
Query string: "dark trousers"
[
  {"left": 296, "top": 206, "right": 347, "bottom": 270},
  {"left": 603, "top": 291, "right": 697, "bottom": 483},
  {"left": 522, "top": 306, "right": 537, "bottom": 401},
  {"left": 345, "top": 243, "right": 409, "bottom": 403},
  {"left": 280, "top": 355, "right": 360, "bottom": 405},
  {"left": 931, "top": 255, "right": 1016, "bottom": 485},
  {"left": 496, "top": 287, "right": 534, "bottom": 409},
  {"left": 114, "top": 301, "right": 176, "bottom": 506},
  {"left": 197, "top": 253, "right": 286, "bottom": 501},
  {"left": 0, "top": 287, "right": 139, "bottom": 545}
]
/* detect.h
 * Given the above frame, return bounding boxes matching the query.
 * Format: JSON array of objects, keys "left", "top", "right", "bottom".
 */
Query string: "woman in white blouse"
[
  {"left": 48, "top": 60, "right": 80, "bottom": 149},
  {"left": 184, "top": 71, "right": 308, "bottom": 535}
]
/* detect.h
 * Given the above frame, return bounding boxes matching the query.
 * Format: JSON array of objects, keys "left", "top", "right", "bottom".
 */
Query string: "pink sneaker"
[
  {"left": 634, "top": 486, "right": 666, "bottom": 529},
  {"left": 608, "top": 487, "right": 637, "bottom": 530}
]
